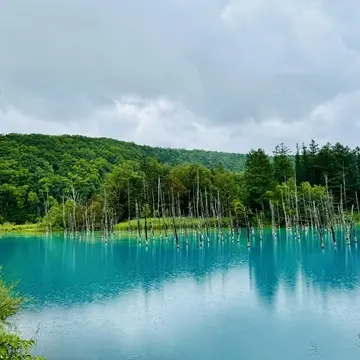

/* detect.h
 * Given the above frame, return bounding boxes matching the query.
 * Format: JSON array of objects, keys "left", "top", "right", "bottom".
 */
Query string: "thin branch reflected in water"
[{"left": 309, "top": 342, "right": 324, "bottom": 359}]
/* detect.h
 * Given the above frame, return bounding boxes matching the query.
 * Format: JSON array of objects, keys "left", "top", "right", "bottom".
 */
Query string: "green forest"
[{"left": 0, "top": 134, "right": 359, "bottom": 231}]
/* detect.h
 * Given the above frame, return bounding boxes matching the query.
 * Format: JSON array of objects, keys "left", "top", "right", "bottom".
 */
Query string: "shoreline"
[{"left": 1, "top": 218, "right": 359, "bottom": 235}]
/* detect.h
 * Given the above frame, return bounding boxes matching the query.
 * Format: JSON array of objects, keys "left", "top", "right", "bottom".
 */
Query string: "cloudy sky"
[{"left": 1, "top": 0, "right": 360, "bottom": 153}]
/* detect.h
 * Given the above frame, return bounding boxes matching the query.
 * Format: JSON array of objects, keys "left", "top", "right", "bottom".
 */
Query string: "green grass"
[
  {"left": 0, "top": 218, "right": 226, "bottom": 234},
  {"left": 114, "top": 217, "right": 231, "bottom": 232},
  {"left": 0, "top": 222, "right": 47, "bottom": 233}
]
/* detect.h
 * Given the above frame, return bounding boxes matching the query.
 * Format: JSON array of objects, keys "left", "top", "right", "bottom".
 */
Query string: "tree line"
[{"left": 0, "top": 134, "right": 359, "bottom": 229}]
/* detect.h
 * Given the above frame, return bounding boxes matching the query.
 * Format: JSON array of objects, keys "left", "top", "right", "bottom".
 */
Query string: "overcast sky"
[{"left": 1, "top": 0, "right": 360, "bottom": 153}]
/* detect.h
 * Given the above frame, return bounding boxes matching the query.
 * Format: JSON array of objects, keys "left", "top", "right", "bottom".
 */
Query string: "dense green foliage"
[
  {"left": 0, "top": 268, "right": 43, "bottom": 359},
  {"left": 296, "top": 141, "right": 360, "bottom": 207},
  {"left": 0, "top": 133, "right": 359, "bottom": 229},
  {"left": 142, "top": 145, "right": 246, "bottom": 172},
  {"left": 0, "top": 134, "right": 245, "bottom": 225}
]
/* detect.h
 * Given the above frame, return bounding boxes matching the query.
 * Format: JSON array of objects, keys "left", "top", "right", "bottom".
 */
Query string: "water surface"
[{"left": 0, "top": 230, "right": 360, "bottom": 360}]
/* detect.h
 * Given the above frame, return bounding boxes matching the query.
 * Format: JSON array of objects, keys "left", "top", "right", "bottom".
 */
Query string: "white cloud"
[
  {"left": 2, "top": 90, "right": 360, "bottom": 153},
  {"left": 1, "top": 0, "right": 360, "bottom": 152}
]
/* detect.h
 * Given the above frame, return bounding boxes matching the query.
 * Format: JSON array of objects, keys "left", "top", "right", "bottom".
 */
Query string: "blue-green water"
[{"left": 1, "top": 230, "right": 360, "bottom": 360}]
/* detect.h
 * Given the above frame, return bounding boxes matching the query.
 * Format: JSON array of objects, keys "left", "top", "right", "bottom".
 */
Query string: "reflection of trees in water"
[
  {"left": 0, "top": 233, "right": 248, "bottom": 307},
  {"left": 1, "top": 229, "right": 360, "bottom": 309},
  {"left": 249, "top": 239, "right": 280, "bottom": 308},
  {"left": 248, "top": 229, "right": 360, "bottom": 307}
]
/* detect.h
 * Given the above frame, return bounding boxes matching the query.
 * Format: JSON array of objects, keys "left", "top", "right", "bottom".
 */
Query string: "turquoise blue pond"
[{"left": 1, "top": 229, "right": 360, "bottom": 360}]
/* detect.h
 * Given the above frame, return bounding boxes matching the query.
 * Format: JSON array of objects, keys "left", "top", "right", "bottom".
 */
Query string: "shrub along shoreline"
[{"left": 0, "top": 267, "right": 44, "bottom": 359}]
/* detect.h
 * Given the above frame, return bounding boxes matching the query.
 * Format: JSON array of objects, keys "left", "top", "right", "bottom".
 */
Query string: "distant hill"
[
  {"left": 0, "top": 133, "right": 247, "bottom": 223},
  {"left": 141, "top": 145, "right": 246, "bottom": 171},
  {"left": 0, "top": 134, "right": 247, "bottom": 172}
]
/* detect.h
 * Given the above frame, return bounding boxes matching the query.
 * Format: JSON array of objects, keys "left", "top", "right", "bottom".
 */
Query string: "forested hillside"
[
  {"left": 0, "top": 133, "right": 359, "bottom": 229},
  {"left": 0, "top": 133, "right": 245, "bottom": 224},
  {"left": 0, "top": 133, "right": 246, "bottom": 172},
  {"left": 142, "top": 145, "right": 246, "bottom": 171}
]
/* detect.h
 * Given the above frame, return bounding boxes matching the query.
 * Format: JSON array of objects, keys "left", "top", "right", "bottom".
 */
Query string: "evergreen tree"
[
  {"left": 244, "top": 149, "right": 274, "bottom": 211},
  {"left": 273, "top": 143, "right": 294, "bottom": 183},
  {"left": 295, "top": 144, "right": 302, "bottom": 182},
  {"left": 308, "top": 139, "right": 320, "bottom": 184}
]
